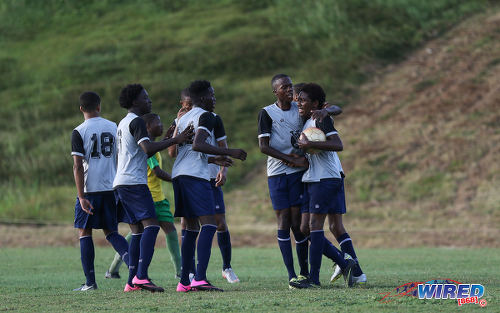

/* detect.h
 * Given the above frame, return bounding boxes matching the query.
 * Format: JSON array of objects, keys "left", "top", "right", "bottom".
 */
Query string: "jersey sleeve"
[
  {"left": 129, "top": 117, "right": 150, "bottom": 144},
  {"left": 258, "top": 109, "right": 272, "bottom": 138},
  {"left": 71, "top": 130, "right": 85, "bottom": 157},
  {"left": 316, "top": 117, "right": 338, "bottom": 137},
  {"left": 213, "top": 115, "right": 227, "bottom": 141},
  {"left": 147, "top": 154, "right": 160, "bottom": 170},
  {"left": 198, "top": 112, "right": 216, "bottom": 134}
]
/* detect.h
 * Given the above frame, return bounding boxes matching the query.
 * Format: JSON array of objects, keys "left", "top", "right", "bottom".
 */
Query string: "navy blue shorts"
[
  {"left": 304, "top": 178, "right": 346, "bottom": 214},
  {"left": 267, "top": 171, "right": 306, "bottom": 211},
  {"left": 173, "top": 176, "right": 215, "bottom": 218},
  {"left": 210, "top": 179, "right": 226, "bottom": 214},
  {"left": 114, "top": 184, "right": 156, "bottom": 224},
  {"left": 74, "top": 191, "right": 118, "bottom": 230}
]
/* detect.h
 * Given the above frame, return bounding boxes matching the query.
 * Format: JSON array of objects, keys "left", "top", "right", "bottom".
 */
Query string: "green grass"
[
  {"left": 0, "top": 0, "right": 491, "bottom": 221},
  {"left": 0, "top": 247, "right": 498, "bottom": 312}
]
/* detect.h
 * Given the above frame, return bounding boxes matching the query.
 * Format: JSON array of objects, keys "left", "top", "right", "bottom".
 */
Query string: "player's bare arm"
[
  {"left": 215, "top": 139, "right": 229, "bottom": 187},
  {"left": 140, "top": 125, "right": 194, "bottom": 157},
  {"left": 258, "top": 136, "right": 304, "bottom": 167},
  {"left": 72, "top": 155, "right": 94, "bottom": 215},
  {"left": 297, "top": 133, "right": 343, "bottom": 152},
  {"left": 193, "top": 129, "right": 247, "bottom": 161},
  {"left": 152, "top": 166, "right": 172, "bottom": 182},
  {"left": 311, "top": 103, "right": 342, "bottom": 122}
]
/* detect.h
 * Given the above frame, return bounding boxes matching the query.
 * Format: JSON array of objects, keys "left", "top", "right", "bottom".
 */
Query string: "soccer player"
[
  {"left": 258, "top": 74, "right": 310, "bottom": 288},
  {"left": 71, "top": 91, "right": 130, "bottom": 291},
  {"left": 105, "top": 113, "right": 182, "bottom": 280},
  {"left": 169, "top": 88, "right": 239, "bottom": 283},
  {"left": 114, "top": 84, "right": 193, "bottom": 293},
  {"left": 296, "top": 83, "right": 360, "bottom": 287},
  {"left": 173, "top": 80, "right": 246, "bottom": 292}
]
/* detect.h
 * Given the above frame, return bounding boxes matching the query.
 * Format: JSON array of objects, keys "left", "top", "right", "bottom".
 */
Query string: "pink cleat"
[
  {"left": 132, "top": 276, "right": 164, "bottom": 293},
  {"left": 191, "top": 279, "right": 223, "bottom": 292},
  {"left": 124, "top": 283, "right": 140, "bottom": 292},
  {"left": 176, "top": 282, "right": 193, "bottom": 292}
]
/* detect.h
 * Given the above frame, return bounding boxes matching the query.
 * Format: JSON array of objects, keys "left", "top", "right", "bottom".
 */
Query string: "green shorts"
[{"left": 154, "top": 199, "right": 174, "bottom": 223}]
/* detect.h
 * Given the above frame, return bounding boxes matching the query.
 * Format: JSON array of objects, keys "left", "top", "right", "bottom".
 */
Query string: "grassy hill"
[
  {"left": 225, "top": 8, "right": 500, "bottom": 248},
  {"left": 0, "top": 0, "right": 494, "bottom": 231}
]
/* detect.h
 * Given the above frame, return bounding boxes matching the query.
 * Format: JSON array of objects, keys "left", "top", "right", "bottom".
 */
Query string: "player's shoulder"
[{"left": 262, "top": 102, "right": 277, "bottom": 112}]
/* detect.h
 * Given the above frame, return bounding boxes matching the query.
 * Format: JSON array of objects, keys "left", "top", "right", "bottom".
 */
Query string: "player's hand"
[
  {"left": 175, "top": 124, "right": 194, "bottom": 144},
  {"left": 297, "top": 134, "right": 310, "bottom": 150},
  {"left": 164, "top": 124, "right": 176, "bottom": 140},
  {"left": 311, "top": 108, "right": 328, "bottom": 122},
  {"left": 215, "top": 171, "right": 227, "bottom": 187},
  {"left": 209, "top": 155, "right": 233, "bottom": 167},
  {"left": 228, "top": 148, "right": 247, "bottom": 161},
  {"left": 79, "top": 198, "right": 94, "bottom": 215},
  {"left": 177, "top": 107, "right": 188, "bottom": 119},
  {"left": 285, "top": 154, "right": 308, "bottom": 168}
]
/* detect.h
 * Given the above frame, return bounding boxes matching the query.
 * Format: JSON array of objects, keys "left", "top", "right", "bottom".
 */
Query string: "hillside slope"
[{"left": 225, "top": 9, "right": 500, "bottom": 248}]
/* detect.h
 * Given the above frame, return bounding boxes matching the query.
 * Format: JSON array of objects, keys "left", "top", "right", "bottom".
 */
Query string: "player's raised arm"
[{"left": 140, "top": 124, "right": 193, "bottom": 158}]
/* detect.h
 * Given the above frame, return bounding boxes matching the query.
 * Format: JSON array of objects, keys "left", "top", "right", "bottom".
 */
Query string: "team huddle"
[{"left": 71, "top": 75, "right": 365, "bottom": 293}]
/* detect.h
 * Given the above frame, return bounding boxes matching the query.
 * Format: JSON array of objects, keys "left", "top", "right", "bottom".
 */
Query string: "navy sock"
[
  {"left": 127, "top": 233, "right": 142, "bottom": 285},
  {"left": 106, "top": 232, "right": 130, "bottom": 267},
  {"left": 217, "top": 230, "right": 232, "bottom": 270},
  {"left": 277, "top": 229, "right": 296, "bottom": 280},
  {"left": 293, "top": 231, "right": 309, "bottom": 277},
  {"left": 180, "top": 230, "right": 198, "bottom": 286},
  {"left": 323, "top": 237, "right": 347, "bottom": 268},
  {"left": 337, "top": 232, "right": 363, "bottom": 276},
  {"left": 136, "top": 225, "right": 160, "bottom": 280},
  {"left": 309, "top": 230, "right": 324, "bottom": 285},
  {"left": 80, "top": 236, "right": 95, "bottom": 286},
  {"left": 195, "top": 224, "right": 217, "bottom": 281}
]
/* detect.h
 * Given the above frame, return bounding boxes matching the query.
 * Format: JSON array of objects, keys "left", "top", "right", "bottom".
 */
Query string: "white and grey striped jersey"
[
  {"left": 172, "top": 106, "right": 216, "bottom": 181},
  {"left": 258, "top": 101, "right": 306, "bottom": 177},
  {"left": 113, "top": 112, "right": 150, "bottom": 187},
  {"left": 301, "top": 117, "right": 343, "bottom": 182},
  {"left": 71, "top": 117, "right": 117, "bottom": 193}
]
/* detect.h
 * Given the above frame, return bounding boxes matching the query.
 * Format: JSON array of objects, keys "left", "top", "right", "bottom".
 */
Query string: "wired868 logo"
[{"left": 380, "top": 279, "right": 487, "bottom": 307}]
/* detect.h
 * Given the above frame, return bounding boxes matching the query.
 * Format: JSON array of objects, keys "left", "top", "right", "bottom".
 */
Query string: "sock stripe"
[
  {"left": 186, "top": 229, "right": 200, "bottom": 233},
  {"left": 201, "top": 224, "right": 217, "bottom": 229},
  {"left": 144, "top": 225, "right": 160, "bottom": 229},
  {"left": 217, "top": 230, "right": 229, "bottom": 233},
  {"left": 277, "top": 237, "right": 291, "bottom": 241},
  {"left": 339, "top": 238, "right": 352, "bottom": 246},
  {"left": 295, "top": 237, "right": 308, "bottom": 244},
  {"left": 310, "top": 230, "right": 325, "bottom": 233},
  {"left": 79, "top": 236, "right": 92, "bottom": 239},
  {"left": 132, "top": 232, "right": 143, "bottom": 236}
]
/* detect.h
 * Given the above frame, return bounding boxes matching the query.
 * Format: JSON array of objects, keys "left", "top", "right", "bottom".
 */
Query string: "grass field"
[{"left": 1, "top": 247, "right": 498, "bottom": 312}]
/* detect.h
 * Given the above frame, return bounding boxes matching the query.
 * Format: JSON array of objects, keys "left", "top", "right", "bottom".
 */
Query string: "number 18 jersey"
[{"left": 71, "top": 117, "right": 117, "bottom": 193}]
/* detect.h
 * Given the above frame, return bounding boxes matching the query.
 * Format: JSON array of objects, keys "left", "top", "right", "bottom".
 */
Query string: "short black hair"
[
  {"left": 188, "top": 80, "right": 211, "bottom": 100},
  {"left": 181, "top": 87, "right": 190, "bottom": 99},
  {"left": 300, "top": 83, "right": 326, "bottom": 109},
  {"left": 119, "top": 84, "right": 144, "bottom": 109},
  {"left": 79, "top": 91, "right": 101, "bottom": 112},
  {"left": 271, "top": 74, "right": 289, "bottom": 90},
  {"left": 293, "top": 83, "right": 306, "bottom": 94},
  {"left": 142, "top": 112, "right": 160, "bottom": 127}
]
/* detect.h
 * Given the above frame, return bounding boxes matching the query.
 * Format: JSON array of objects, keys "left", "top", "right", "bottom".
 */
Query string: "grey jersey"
[
  {"left": 301, "top": 117, "right": 343, "bottom": 182},
  {"left": 258, "top": 102, "right": 306, "bottom": 176},
  {"left": 71, "top": 117, "right": 117, "bottom": 193},
  {"left": 208, "top": 114, "right": 227, "bottom": 179},
  {"left": 113, "top": 112, "right": 150, "bottom": 187},
  {"left": 172, "top": 106, "right": 216, "bottom": 180}
]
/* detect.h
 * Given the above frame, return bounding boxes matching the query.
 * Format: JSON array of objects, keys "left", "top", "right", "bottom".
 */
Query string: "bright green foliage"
[
  {"left": 0, "top": 247, "right": 498, "bottom": 312},
  {"left": 0, "top": 0, "right": 489, "bottom": 220}
]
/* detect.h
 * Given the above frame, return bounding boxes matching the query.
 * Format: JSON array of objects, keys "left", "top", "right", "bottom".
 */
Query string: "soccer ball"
[{"left": 300, "top": 127, "right": 326, "bottom": 154}]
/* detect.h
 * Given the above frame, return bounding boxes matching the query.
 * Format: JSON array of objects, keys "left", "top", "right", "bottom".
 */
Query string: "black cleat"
[{"left": 342, "top": 259, "right": 357, "bottom": 287}]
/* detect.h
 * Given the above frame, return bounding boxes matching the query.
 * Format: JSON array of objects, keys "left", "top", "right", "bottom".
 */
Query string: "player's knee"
[
  {"left": 79, "top": 228, "right": 92, "bottom": 237},
  {"left": 300, "top": 223, "right": 310, "bottom": 236}
]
